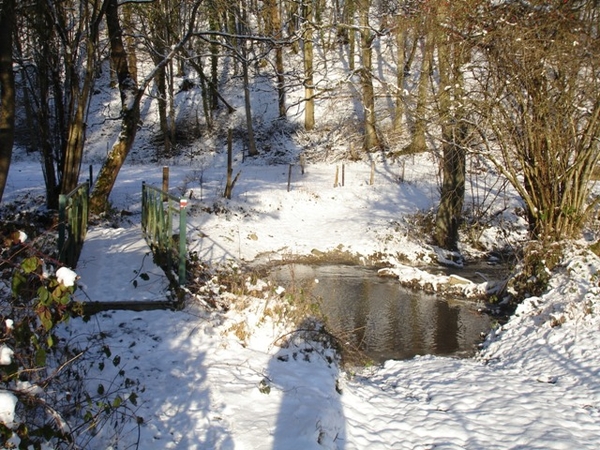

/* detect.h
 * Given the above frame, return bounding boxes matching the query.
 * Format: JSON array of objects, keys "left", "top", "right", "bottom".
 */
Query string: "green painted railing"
[
  {"left": 141, "top": 182, "right": 188, "bottom": 285},
  {"left": 58, "top": 182, "right": 90, "bottom": 268}
]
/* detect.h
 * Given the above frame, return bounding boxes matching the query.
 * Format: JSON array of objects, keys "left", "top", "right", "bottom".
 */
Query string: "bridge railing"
[
  {"left": 58, "top": 182, "right": 90, "bottom": 268},
  {"left": 141, "top": 182, "right": 188, "bottom": 285}
]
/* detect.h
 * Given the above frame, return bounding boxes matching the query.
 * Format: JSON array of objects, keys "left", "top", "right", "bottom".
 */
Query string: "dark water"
[{"left": 272, "top": 264, "right": 492, "bottom": 364}]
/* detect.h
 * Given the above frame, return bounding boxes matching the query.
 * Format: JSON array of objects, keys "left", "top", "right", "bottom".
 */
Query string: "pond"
[{"left": 271, "top": 264, "right": 492, "bottom": 364}]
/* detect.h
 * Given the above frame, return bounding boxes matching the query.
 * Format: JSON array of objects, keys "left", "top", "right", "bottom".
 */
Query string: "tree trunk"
[
  {"left": 0, "top": 0, "right": 15, "bottom": 204},
  {"left": 60, "top": 3, "right": 106, "bottom": 195},
  {"left": 265, "top": 0, "right": 286, "bottom": 117},
  {"left": 435, "top": 131, "right": 466, "bottom": 251},
  {"left": 405, "top": 29, "right": 433, "bottom": 154},
  {"left": 393, "top": 16, "right": 407, "bottom": 134},
  {"left": 242, "top": 43, "right": 259, "bottom": 157},
  {"left": 90, "top": 0, "right": 201, "bottom": 213},
  {"left": 358, "top": 0, "right": 381, "bottom": 152},
  {"left": 238, "top": 3, "right": 258, "bottom": 157},
  {"left": 347, "top": 0, "right": 356, "bottom": 72},
  {"left": 303, "top": 0, "right": 315, "bottom": 130},
  {"left": 123, "top": 4, "right": 138, "bottom": 84},
  {"left": 434, "top": 5, "right": 468, "bottom": 251},
  {"left": 284, "top": 0, "right": 299, "bottom": 54},
  {"left": 208, "top": 8, "right": 220, "bottom": 109},
  {"left": 90, "top": 0, "right": 142, "bottom": 214},
  {"left": 37, "top": 41, "right": 60, "bottom": 209},
  {"left": 167, "top": 60, "right": 176, "bottom": 150},
  {"left": 147, "top": 0, "right": 174, "bottom": 158}
]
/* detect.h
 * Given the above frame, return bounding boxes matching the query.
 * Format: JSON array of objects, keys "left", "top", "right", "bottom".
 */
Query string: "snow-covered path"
[{"left": 75, "top": 225, "right": 170, "bottom": 303}]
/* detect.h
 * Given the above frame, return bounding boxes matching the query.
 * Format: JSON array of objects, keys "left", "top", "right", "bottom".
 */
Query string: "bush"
[{"left": 1, "top": 222, "right": 140, "bottom": 448}]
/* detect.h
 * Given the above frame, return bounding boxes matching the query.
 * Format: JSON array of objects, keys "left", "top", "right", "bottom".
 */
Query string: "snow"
[
  {"left": 0, "top": 345, "right": 13, "bottom": 365},
  {"left": 4, "top": 156, "right": 600, "bottom": 449},
  {"left": 56, "top": 266, "right": 78, "bottom": 288},
  {"left": 0, "top": 391, "right": 17, "bottom": 429},
  {"left": 1, "top": 40, "right": 599, "bottom": 449}
]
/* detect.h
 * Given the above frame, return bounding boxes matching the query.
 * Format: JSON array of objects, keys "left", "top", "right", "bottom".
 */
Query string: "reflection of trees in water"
[
  {"left": 275, "top": 264, "right": 490, "bottom": 363},
  {"left": 434, "top": 301, "right": 459, "bottom": 354}
]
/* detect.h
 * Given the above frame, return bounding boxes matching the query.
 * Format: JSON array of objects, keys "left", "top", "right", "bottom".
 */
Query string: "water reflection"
[{"left": 272, "top": 264, "right": 491, "bottom": 364}]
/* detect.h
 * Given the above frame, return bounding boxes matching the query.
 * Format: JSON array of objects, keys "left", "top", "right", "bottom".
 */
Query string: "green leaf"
[
  {"left": 112, "top": 396, "right": 122, "bottom": 408},
  {"left": 97, "top": 384, "right": 105, "bottom": 395},
  {"left": 22, "top": 257, "right": 40, "bottom": 274},
  {"left": 38, "top": 286, "right": 51, "bottom": 305},
  {"left": 112, "top": 355, "right": 121, "bottom": 366},
  {"left": 35, "top": 348, "right": 47, "bottom": 367},
  {"left": 140, "top": 273, "right": 150, "bottom": 281},
  {"left": 11, "top": 272, "right": 26, "bottom": 297},
  {"left": 61, "top": 293, "right": 72, "bottom": 305}
]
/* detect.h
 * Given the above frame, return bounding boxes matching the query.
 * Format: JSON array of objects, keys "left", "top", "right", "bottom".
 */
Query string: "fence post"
[
  {"left": 141, "top": 182, "right": 147, "bottom": 233},
  {"left": 179, "top": 198, "right": 188, "bottom": 285},
  {"left": 162, "top": 166, "right": 169, "bottom": 201},
  {"left": 58, "top": 194, "right": 67, "bottom": 260},
  {"left": 141, "top": 183, "right": 189, "bottom": 287},
  {"left": 370, "top": 161, "right": 375, "bottom": 186},
  {"left": 57, "top": 183, "right": 89, "bottom": 268}
]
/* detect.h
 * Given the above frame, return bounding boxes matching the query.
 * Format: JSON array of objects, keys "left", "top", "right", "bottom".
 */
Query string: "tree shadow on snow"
[{"left": 60, "top": 308, "right": 234, "bottom": 449}]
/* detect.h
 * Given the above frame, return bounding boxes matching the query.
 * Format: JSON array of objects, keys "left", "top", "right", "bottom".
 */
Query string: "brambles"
[{"left": 0, "top": 211, "right": 141, "bottom": 448}]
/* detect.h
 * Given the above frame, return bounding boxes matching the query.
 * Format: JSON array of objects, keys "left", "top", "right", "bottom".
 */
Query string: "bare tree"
[
  {"left": 0, "top": 0, "right": 16, "bottom": 204},
  {"left": 358, "top": 0, "right": 382, "bottom": 151},
  {"left": 89, "top": 0, "right": 201, "bottom": 214},
  {"left": 392, "top": 13, "right": 408, "bottom": 134},
  {"left": 237, "top": 2, "right": 259, "bottom": 157},
  {"left": 433, "top": 1, "right": 472, "bottom": 251},
  {"left": 15, "top": 0, "right": 107, "bottom": 208},
  {"left": 474, "top": 0, "right": 600, "bottom": 240},
  {"left": 138, "top": 0, "right": 180, "bottom": 157},
  {"left": 404, "top": 13, "right": 433, "bottom": 154},
  {"left": 302, "top": 0, "right": 315, "bottom": 130},
  {"left": 264, "top": 0, "right": 286, "bottom": 118}
]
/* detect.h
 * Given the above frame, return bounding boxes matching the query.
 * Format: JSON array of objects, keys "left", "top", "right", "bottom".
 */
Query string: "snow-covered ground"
[
  {"left": 1, "top": 37, "right": 599, "bottom": 448},
  {"left": 2, "top": 155, "right": 600, "bottom": 449}
]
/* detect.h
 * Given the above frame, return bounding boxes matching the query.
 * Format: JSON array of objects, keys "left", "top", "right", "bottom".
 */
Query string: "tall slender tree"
[
  {"left": 90, "top": 0, "right": 201, "bottom": 213},
  {"left": 404, "top": 16, "right": 433, "bottom": 154},
  {"left": 59, "top": 0, "right": 107, "bottom": 195},
  {"left": 358, "top": 0, "right": 381, "bottom": 151},
  {"left": 0, "top": 0, "right": 16, "bottom": 204},
  {"left": 303, "top": 0, "right": 315, "bottom": 130},
  {"left": 264, "top": 0, "right": 286, "bottom": 117},
  {"left": 434, "top": 1, "right": 471, "bottom": 251},
  {"left": 15, "top": 0, "right": 107, "bottom": 208}
]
